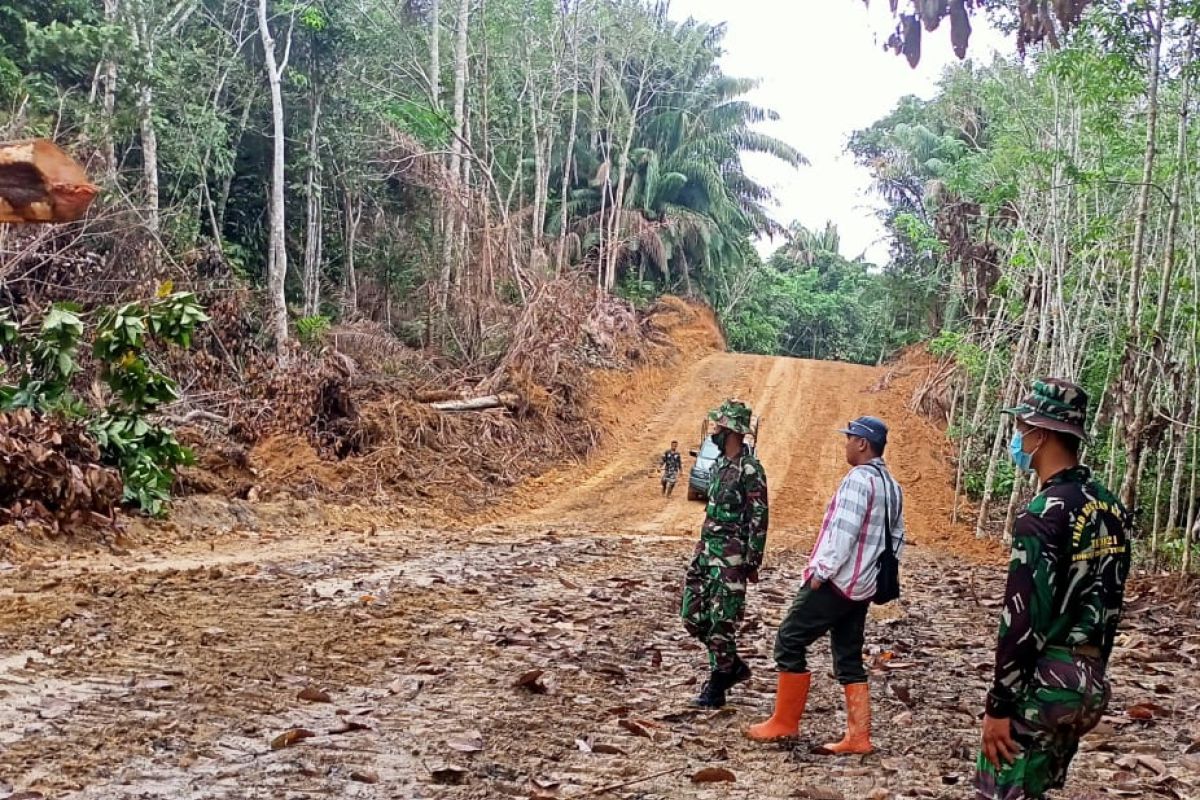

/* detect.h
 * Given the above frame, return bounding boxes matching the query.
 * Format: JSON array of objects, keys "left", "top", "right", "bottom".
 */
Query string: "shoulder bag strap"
[{"left": 867, "top": 464, "right": 893, "bottom": 555}]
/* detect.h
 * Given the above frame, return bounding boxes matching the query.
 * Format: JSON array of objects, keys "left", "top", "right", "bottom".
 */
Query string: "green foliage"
[
  {"left": 849, "top": 2, "right": 1200, "bottom": 538},
  {"left": 723, "top": 222, "right": 919, "bottom": 365},
  {"left": 930, "top": 329, "right": 987, "bottom": 379},
  {"left": 297, "top": 6, "right": 328, "bottom": 32},
  {"left": 381, "top": 99, "right": 448, "bottom": 148},
  {"left": 548, "top": 14, "right": 803, "bottom": 298},
  {"left": 1140, "top": 531, "right": 1200, "bottom": 571},
  {"left": 928, "top": 329, "right": 962, "bottom": 358},
  {"left": 0, "top": 303, "right": 86, "bottom": 412},
  {"left": 296, "top": 314, "right": 331, "bottom": 343},
  {"left": 615, "top": 274, "right": 658, "bottom": 310},
  {"left": 0, "top": 292, "right": 209, "bottom": 517},
  {"left": 0, "top": 0, "right": 804, "bottom": 340},
  {"left": 963, "top": 458, "right": 1015, "bottom": 501}
]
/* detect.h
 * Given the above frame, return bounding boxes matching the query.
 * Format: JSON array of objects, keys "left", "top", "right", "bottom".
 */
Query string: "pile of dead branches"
[
  {"left": 912, "top": 357, "right": 959, "bottom": 425},
  {"left": 1, "top": 220, "right": 686, "bottom": 518},
  {"left": 0, "top": 409, "right": 122, "bottom": 531}
]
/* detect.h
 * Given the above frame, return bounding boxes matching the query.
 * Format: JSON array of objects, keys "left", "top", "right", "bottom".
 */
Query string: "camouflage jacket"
[
  {"left": 986, "top": 466, "right": 1132, "bottom": 718},
  {"left": 661, "top": 450, "right": 682, "bottom": 480},
  {"left": 699, "top": 447, "right": 769, "bottom": 572}
]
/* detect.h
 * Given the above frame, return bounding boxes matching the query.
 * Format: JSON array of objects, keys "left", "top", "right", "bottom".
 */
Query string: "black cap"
[{"left": 838, "top": 416, "right": 889, "bottom": 447}]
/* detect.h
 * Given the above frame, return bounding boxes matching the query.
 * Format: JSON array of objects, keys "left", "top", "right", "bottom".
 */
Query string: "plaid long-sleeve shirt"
[{"left": 804, "top": 458, "right": 905, "bottom": 601}]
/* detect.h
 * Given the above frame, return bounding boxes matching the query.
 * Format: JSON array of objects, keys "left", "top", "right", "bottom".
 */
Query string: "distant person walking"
[
  {"left": 976, "top": 379, "right": 1131, "bottom": 800},
  {"left": 681, "top": 400, "right": 769, "bottom": 708},
  {"left": 747, "top": 416, "right": 903, "bottom": 755},
  {"left": 661, "top": 440, "right": 682, "bottom": 497}
]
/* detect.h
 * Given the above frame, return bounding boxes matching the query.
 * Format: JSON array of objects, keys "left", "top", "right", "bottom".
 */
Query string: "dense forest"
[
  {"left": 0, "top": 0, "right": 802, "bottom": 339},
  {"left": 850, "top": 1, "right": 1200, "bottom": 571}
]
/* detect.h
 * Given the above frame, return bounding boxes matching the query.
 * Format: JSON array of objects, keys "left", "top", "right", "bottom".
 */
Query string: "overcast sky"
[{"left": 667, "top": 1, "right": 1009, "bottom": 264}]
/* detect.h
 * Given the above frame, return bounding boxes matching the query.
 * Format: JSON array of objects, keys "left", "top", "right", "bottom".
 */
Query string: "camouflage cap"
[
  {"left": 1002, "top": 378, "right": 1089, "bottom": 441},
  {"left": 709, "top": 399, "right": 753, "bottom": 435}
]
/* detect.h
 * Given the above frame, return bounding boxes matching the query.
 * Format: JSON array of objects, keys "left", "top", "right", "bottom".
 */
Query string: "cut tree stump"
[
  {"left": 0, "top": 139, "right": 97, "bottom": 224},
  {"left": 429, "top": 393, "right": 520, "bottom": 412}
]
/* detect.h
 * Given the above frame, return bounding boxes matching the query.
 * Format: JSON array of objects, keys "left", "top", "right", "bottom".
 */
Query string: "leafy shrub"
[
  {"left": 616, "top": 273, "right": 658, "bottom": 310},
  {"left": 0, "top": 289, "right": 209, "bottom": 517},
  {"left": 296, "top": 314, "right": 331, "bottom": 343}
]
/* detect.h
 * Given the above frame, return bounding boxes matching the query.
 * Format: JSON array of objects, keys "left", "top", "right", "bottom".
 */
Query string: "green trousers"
[
  {"left": 774, "top": 583, "right": 870, "bottom": 684},
  {"left": 975, "top": 648, "right": 1109, "bottom": 799},
  {"left": 681, "top": 552, "right": 746, "bottom": 672}
]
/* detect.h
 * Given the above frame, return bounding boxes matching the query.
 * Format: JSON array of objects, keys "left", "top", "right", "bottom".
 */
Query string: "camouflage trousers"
[
  {"left": 975, "top": 648, "right": 1110, "bottom": 800},
  {"left": 680, "top": 544, "right": 747, "bottom": 673}
]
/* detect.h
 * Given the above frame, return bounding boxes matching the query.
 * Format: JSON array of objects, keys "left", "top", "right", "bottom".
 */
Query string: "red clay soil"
[{"left": 483, "top": 307, "right": 1001, "bottom": 564}]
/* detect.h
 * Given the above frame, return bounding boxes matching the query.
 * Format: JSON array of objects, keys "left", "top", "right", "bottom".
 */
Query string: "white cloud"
[{"left": 667, "top": 0, "right": 1009, "bottom": 264}]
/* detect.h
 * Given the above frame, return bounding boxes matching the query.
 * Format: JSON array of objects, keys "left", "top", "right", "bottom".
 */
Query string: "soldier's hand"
[
  {"left": 981, "top": 714, "right": 1020, "bottom": 769},
  {"left": 745, "top": 568, "right": 759, "bottom": 584}
]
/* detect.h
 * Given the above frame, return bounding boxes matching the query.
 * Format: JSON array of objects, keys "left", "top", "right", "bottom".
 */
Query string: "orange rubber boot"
[
  {"left": 745, "top": 672, "right": 811, "bottom": 742},
  {"left": 820, "top": 682, "right": 872, "bottom": 754}
]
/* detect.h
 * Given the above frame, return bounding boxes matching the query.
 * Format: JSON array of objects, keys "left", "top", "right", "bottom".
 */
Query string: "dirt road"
[
  {"left": 517, "top": 353, "right": 872, "bottom": 538},
  {"left": 1, "top": 353, "right": 1196, "bottom": 799},
  {"left": 503, "top": 350, "right": 977, "bottom": 556}
]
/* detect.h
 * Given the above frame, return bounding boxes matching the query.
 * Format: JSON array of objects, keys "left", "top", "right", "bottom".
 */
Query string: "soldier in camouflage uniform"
[
  {"left": 661, "top": 440, "right": 682, "bottom": 497},
  {"left": 681, "top": 399, "right": 769, "bottom": 708},
  {"left": 977, "top": 379, "right": 1132, "bottom": 800}
]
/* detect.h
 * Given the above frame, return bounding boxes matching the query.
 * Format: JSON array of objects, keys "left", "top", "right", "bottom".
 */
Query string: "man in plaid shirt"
[{"left": 748, "top": 416, "right": 904, "bottom": 754}]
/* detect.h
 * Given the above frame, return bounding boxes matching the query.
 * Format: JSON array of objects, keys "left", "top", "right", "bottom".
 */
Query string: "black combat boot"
[
  {"left": 730, "top": 656, "right": 752, "bottom": 687},
  {"left": 693, "top": 670, "right": 730, "bottom": 708}
]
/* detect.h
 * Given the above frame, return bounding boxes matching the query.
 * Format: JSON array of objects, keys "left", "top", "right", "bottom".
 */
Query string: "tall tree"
[{"left": 257, "top": 0, "right": 294, "bottom": 351}]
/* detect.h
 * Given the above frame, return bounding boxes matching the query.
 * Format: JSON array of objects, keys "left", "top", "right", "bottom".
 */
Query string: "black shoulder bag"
[{"left": 868, "top": 464, "right": 901, "bottom": 605}]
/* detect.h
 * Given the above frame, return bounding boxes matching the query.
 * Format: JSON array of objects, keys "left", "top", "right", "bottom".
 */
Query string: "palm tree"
[{"left": 548, "top": 16, "right": 804, "bottom": 296}]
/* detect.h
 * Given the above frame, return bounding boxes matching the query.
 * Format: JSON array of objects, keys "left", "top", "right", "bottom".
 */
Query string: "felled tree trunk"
[
  {"left": 0, "top": 140, "right": 97, "bottom": 224},
  {"left": 430, "top": 393, "right": 519, "bottom": 412}
]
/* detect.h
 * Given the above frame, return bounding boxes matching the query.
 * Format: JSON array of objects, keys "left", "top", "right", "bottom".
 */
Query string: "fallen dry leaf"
[
  {"left": 297, "top": 686, "right": 332, "bottom": 703},
  {"left": 618, "top": 718, "right": 653, "bottom": 738},
  {"left": 1127, "top": 702, "right": 1170, "bottom": 721},
  {"left": 328, "top": 720, "right": 371, "bottom": 735},
  {"left": 888, "top": 682, "right": 913, "bottom": 705},
  {"left": 513, "top": 669, "right": 548, "bottom": 694},
  {"left": 1137, "top": 754, "right": 1168, "bottom": 775},
  {"left": 447, "top": 731, "right": 485, "bottom": 753},
  {"left": 271, "top": 728, "right": 316, "bottom": 750},
  {"left": 691, "top": 767, "right": 735, "bottom": 783},
  {"left": 199, "top": 627, "right": 226, "bottom": 646},
  {"left": 37, "top": 700, "right": 72, "bottom": 720},
  {"left": 350, "top": 769, "right": 379, "bottom": 784}
]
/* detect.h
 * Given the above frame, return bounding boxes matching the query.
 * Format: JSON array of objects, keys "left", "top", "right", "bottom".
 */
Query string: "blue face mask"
[{"left": 1009, "top": 430, "right": 1034, "bottom": 473}]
